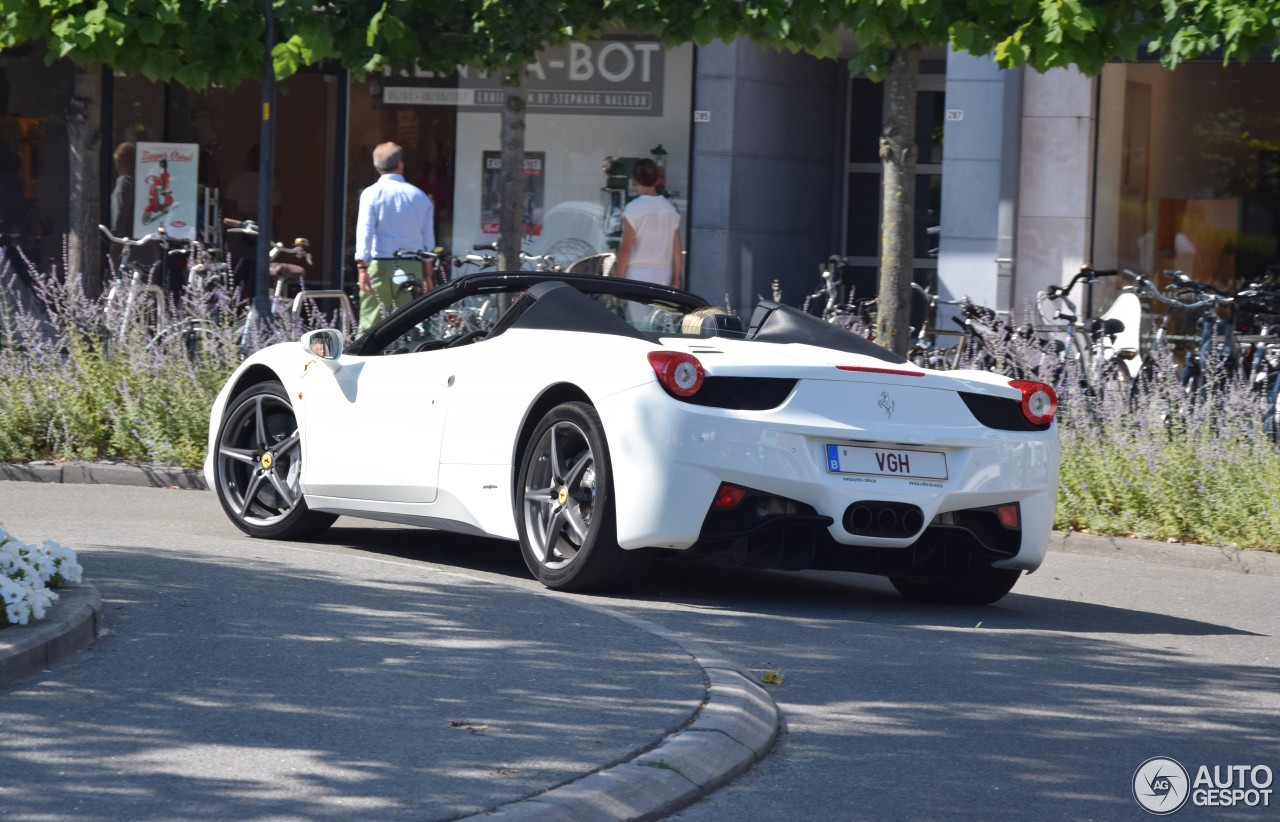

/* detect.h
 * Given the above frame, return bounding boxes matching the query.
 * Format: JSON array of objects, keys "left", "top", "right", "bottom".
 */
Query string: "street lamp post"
[{"left": 252, "top": 0, "right": 277, "bottom": 325}]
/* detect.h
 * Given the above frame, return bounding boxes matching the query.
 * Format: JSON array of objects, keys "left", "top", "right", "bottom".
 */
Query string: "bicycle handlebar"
[
  {"left": 454, "top": 252, "right": 496, "bottom": 267},
  {"left": 910, "top": 281, "right": 967, "bottom": 306},
  {"left": 98, "top": 224, "right": 172, "bottom": 248},
  {"left": 223, "top": 219, "right": 310, "bottom": 262},
  {"left": 1118, "top": 267, "right": 1265, "bottom": 313},
  {"left": 1041, "top": 264, "right": 1122, "bottom": 302},
  {"left": 467, "top": 241, "right": 557, "bottom": 268},
  {"left": 393, "top": 247, "right": 443, "bottom": 262},
  {"left": 1166, "top": 270, "right": 1233, "bottom": 298}
]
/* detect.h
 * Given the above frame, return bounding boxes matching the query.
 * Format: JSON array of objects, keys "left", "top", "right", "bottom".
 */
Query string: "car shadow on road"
[
  {"left": 313, "top": 525, "right": 530, "bottom": 578},
  {"left": 316, "top": 525, "right": 1259, "bottom": 640}
]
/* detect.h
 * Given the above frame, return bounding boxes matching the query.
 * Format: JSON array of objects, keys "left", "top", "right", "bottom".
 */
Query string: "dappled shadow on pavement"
[
  {"left": 625, "top": 564, "right": 1278, "bottom": 822},
  {"left": 261, "top": 526, "right": 1279, "bottom": 821},
  {"left": 0, "top": 544, "right": 704, "bottom": 821}
]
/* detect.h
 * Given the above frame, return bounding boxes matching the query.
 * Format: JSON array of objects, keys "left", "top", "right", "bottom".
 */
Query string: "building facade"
[{"left": 2, "top": 37, "right": 1278, "bottom": 332}]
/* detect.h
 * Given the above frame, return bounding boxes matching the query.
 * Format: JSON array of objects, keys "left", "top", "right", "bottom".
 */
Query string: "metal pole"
[{"left": 253, "top": 0, "right": 276, "bottom": 322}]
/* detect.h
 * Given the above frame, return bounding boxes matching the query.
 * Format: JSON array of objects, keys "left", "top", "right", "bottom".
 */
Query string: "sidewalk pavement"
[
  {"left": 3, "top": 462, "right": 1277, "bottom": 820},
  {"left": 0, "top": 463, "right": 779, "bottom": 821}
]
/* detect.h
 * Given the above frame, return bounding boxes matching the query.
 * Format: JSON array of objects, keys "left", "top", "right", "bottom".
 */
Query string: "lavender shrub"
[
  {"left": 3, "top": 248, "right": 1278, "bottom": 550},
  {"left": 0, "top": 246, "right": 329, "bottom": 468},
  {"left": 984, "top": 322, "right": 1280, "bottom": 551}
]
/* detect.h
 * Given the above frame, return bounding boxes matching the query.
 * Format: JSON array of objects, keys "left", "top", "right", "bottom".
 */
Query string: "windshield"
[{"left": 369, "top": 276, "right": 707, "bottom": 357}]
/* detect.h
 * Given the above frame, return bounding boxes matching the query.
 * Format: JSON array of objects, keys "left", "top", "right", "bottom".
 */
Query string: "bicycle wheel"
[{"left": 547, "top": 237, "right": 598, "bottom": 263}]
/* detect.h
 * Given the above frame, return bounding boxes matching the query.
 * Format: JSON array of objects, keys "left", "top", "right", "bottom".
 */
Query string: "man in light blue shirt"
[{"left": 354, "top": 142, "right": 435, "bottom": 334}]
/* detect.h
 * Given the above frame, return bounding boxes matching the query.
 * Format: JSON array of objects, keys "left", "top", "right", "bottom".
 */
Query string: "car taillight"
[
  {"left": 648, "top": 351, "right": 705, "bottom": 398},
  {"left": 1009, "top": 379, "right": 1057, "bottom": 425},
  {"left": 712, "top": 483, "right": 749, "bottom": 509}
]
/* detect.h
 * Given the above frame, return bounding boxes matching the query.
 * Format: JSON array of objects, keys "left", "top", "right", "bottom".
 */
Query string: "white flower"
[
  {"left": 25, "top": 552, "right": 53, "bottom": 584},
  {"left": 0, "top": 542, "right": 20, "bottom": 572},
  {"left": 0, "top": 530, "right": 83, "bottom": 626},
  {"left": 5, "top": 600, "right": 28, "bottom": 626},
  {"left": 29, "top": 586, "right": 55, "bottom": 620},
  {"left": 0, "top": 577, "right": 24, "bottom": 605}
]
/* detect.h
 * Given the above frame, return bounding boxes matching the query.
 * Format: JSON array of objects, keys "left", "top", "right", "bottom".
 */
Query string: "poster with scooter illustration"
[{"left": 134, "top": 142, "right": 198, "bottom": 240}]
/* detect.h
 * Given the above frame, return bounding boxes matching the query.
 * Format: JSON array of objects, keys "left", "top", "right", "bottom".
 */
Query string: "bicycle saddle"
[
  {"left": 1086, "top": 317, "right": 1126, "bottom": 337},
  {"left": 269, "top": 262, "right": 306, "bottom": 281}
]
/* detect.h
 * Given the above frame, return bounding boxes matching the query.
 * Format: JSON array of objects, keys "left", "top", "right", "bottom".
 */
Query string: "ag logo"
[{"left": 1134, "top": 757, "right": 1190, "bottom": 815}]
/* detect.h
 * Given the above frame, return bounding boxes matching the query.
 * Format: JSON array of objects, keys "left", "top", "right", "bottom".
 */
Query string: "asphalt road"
[{"left": 3, "top": 481, "right": 1278, "bottom": 821}]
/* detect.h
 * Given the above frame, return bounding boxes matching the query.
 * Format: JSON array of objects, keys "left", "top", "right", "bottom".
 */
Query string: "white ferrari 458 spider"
[{"left": 205, "top": 272, "right": 1059, "bottom": 604}]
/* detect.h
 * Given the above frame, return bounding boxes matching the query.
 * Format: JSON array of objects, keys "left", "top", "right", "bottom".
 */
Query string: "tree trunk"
[
  {"left": 875, "top": 46, "right": 919, "bottom": 357},
  {"left": 67, "top": 61, "right": 103, "bottom": 298},
  {"left": 498, "top": 68, "right": 527, "bottom": 271}
]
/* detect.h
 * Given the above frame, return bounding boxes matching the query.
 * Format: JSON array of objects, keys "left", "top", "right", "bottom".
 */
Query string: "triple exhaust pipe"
[{"left": 843, "top": 501, "right": 925, "bottom": 538}]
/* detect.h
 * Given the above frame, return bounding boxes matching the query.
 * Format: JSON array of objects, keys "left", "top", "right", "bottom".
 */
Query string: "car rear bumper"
[{"left": 599, "top": 379, "right": 1058, "bottom": 573}]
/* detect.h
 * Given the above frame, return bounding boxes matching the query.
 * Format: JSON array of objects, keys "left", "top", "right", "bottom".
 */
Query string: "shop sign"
[
  {"left": 134, "top": 142, "right": 199, "bottom": 240},
  {"left": 381, "top": 37, "right": 665, "bottom": 117}
]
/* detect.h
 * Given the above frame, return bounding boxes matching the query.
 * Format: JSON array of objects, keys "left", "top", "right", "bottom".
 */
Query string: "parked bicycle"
[
  {"left": 390, "top": 247, "right": 447, "bottom": 291},
  {"left": 145, "top": 237, "right": 238, "bottom": 359},
  {"left": 1036, "top": 265, "right": 1139, "bottom": 398},
  {"left": 451, "top": 245, "right": 498, "bottom": 277},
  {"left": 467, "top": 241, "right": 560, "bottom": 272},
  {"left": 946, "top": 296, "right": 1031, "bottom": 375},
  {"left": 801, "top": 255, "right": 877, "bottom": 338},
  {"left": 99, "top": 224, "right": 184, "bottom": 344},
  {"left": 224, "top": 219, "right": 353, "bottom": 343},
  {"left": 906, "top": 283, "right": 1014, "bottom": 371}
]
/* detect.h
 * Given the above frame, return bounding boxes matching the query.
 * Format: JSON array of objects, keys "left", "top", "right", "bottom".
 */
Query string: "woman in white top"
[{"left": 614, "top": 158, "right": 683, "bottom": 289}]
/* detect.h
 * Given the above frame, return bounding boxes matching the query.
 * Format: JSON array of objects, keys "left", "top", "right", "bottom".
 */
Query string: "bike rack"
[
  {"left": 105, "top": 281, "right": 167, "bottom": 338},
  {"left": 291, "top": 290, "right": 354, "bottom": 338}
]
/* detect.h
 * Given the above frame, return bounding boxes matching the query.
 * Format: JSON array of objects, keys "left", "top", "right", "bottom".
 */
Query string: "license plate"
[{"left": 826, "top": 444, "right": 948, "bottom": 480}]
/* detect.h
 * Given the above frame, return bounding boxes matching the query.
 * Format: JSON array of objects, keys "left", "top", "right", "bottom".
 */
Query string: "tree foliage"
[
  {"left": 0, "top": 0, "right": 623, "bottom": 87},
  {"left": 6, "top": 0, "right": 1280, "bottom": 315}
]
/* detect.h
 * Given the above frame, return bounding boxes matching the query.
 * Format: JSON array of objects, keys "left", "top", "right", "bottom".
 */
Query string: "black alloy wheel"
[
  {"left": 515, "top": 401, "right": 652, "bottom": 591},
  {"left": 214, "top": 380, "right": 336, "bottom": 539}
]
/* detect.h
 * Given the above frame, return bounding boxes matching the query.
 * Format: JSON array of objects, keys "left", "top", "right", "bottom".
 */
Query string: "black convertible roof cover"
[
  {"left": 355, "top": 272, "right": 707, "bottom": 353},
  {"left": 357, "top": 272, "right": 905, "bottom": 362},
  {"left": 746, "top": 300, "right": 907, "bottom": 364},
  {"left": 501, "top": 280, "right": 650, "bottom": 340}
]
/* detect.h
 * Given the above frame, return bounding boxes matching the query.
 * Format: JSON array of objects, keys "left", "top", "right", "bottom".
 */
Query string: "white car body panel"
[{"left": 205, "top": 274, "right": 1060, "bottom": 588}]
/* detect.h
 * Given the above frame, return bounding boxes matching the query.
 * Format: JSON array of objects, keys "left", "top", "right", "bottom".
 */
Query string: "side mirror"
[{"left": 302, "top": 329, "right": 343, "bottom": 361}]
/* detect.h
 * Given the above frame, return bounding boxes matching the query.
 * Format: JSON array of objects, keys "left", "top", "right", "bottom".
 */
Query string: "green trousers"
[{"left": 359, "top": 259, "right": 423, "bottom": 335}]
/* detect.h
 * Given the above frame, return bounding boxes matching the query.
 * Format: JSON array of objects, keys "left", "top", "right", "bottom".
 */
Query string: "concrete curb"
[
  {"left": 1050, "top": 530, "right": 1280, "bottom": 576},
  {"left": 0, "top": 583, "right": 104, "bottom": 689},
  {"left": 463, "top": 605, "right": 781, "bottom": 821},
  {"left": 0, "top": 461, "right": 207, "bottom": 490}
]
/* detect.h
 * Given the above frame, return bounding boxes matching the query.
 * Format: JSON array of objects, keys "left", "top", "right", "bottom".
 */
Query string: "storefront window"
[
  {"left": 347, "top": 78, "right": 458, "bottom": 280},
  {"left": 106, "top": 71, "right": 345, "bottom": 290},
  {"left": 349, "top": 37, "right": 694, "bottom": 277},
  {"left": 0, "top": 44, "right": 74, "bottom": 279},
  {"left": 1096, "top": 62, "right": 1280, "bottom": 295},
  {"left": 843, "top": 71, "right": 945, "bottom": 304}
]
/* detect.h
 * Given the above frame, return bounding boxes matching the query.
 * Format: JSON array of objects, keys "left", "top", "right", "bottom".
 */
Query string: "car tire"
[
  {"left": 516, "top": 401, "right": 653, "bottom": 591},
  {"left": 889, "top": 566, "right": 1021, "bottom": 605},
  {"left": 213, "top": 380, "right": 337, "bottom": 540}
]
